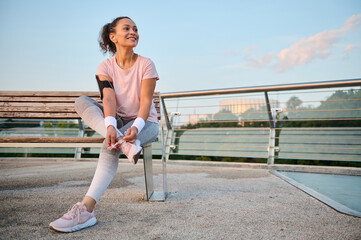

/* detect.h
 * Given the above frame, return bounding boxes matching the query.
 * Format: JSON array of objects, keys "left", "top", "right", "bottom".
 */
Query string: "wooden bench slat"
[
  {"left": 0, "top": 102, "right": 77, "bottom": 107},
  {"left": 0, "top": 112, "right": 81, "bottom": 119},
  {"left": 0, "top": 106, "right": 76, "bottom": 113},
  {"left": 1, "top": 97, "right": 156, "bottom": 103},
  {"left": 1, "top": 103, "right": 159, "bottom": 113},
  {"left": 1, "top": 112, "right": 161, "bottom": 120},
  {"left": 0, "top": 91, "right": 159, "bottom": 98},
  {"left": 0, "top": 137, "right": 104, "bottom": 143},
  {"left": 0, "top": 91, "right": 101, "bottom": 97},
  {"left": 0, "top": 96, "right": 101, "bottom": 103},
  {"left": 1, "top": 101, "right": 159, "bottom": 107}
]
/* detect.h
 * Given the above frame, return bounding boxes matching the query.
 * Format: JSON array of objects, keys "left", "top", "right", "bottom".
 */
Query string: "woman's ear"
[{"left": 109, "top": 33, "right": 117, "bottom": 43}]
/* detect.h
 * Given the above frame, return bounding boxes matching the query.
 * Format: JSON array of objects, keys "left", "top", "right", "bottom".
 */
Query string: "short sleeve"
[
  {"left": 96, "top": 60, "right": 110, "bottom": 78},
  {"left": 143, "top": 58, "right": 159, "bottom": 81}
]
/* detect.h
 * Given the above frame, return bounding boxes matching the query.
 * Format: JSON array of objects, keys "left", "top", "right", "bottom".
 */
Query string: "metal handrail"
[
  {"left": 159, "top": 78, "right": 361, "bottom": 165},
  {"left": 161, "top": 78, "right": 361, "bottom": 98},
  {"left": 164, "top": 98, "right": 361, "bottom": 110}
]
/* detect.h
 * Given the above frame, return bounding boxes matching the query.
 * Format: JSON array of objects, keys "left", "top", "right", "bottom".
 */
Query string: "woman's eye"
[{"left": 134, "top": 28, "right": 138, "bottom": 32}]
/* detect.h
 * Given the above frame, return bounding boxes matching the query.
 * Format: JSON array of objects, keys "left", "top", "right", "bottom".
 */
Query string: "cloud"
[
  {"left": 343, "top": 14, "right": 361, "bottom": 31},
  {"left": 275, "top": 30, "right": 338, "bottom": 72},
  {"left": 243, "top": 45, "right": 258, "bottom": 55},
  {"left": 242, "top": 45, "right": 273, "bottom": 68},
  {"left": 241, "top": 14, "right": 361, "bottom": 73},
  {"left": 275, "top": 14, "right": 361, "bottom": 72},
  {"left": 343, "top": 44, "right": 359, "bottom": 57},
  {"left": 245, "top": 53, "right": 273, "bottom": 68}
]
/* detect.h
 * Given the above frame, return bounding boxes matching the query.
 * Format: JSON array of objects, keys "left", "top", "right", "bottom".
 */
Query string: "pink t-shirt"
[{"left": 96, "top": 55, "right": 159, "bottom": 123}]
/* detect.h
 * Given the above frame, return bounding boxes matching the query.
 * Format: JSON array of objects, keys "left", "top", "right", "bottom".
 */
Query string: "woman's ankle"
[
  {"left": 82, "top": 196, "right": 96, "bottom": 212},
  {"left": 83, "top": 202, "right": 94, "bottom": 213}
]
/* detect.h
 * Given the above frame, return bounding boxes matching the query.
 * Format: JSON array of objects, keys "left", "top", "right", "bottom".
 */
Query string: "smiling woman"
[
  {"left": 48, "top": 16, "right": 160, "bottom": 233},
  {"left": 99, "top": 16, "right": 139, "bottom": 56}
]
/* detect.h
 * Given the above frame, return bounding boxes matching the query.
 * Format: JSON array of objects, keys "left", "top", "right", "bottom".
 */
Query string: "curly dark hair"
[{"left": 99, "top": 16, "right": 132, "bottom": 55}]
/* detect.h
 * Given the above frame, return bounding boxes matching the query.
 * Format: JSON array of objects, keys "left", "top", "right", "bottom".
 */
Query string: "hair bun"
[
  {"left": 99, "top": 16, "right": 132, "bottom": 55},
  {"left": 106, "top": 23, "right": 112, "bottom": 32}
]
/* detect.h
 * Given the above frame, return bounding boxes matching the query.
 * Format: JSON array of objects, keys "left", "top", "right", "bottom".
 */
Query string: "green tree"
[
  {"left": 286, "top": 96, "right": 302, "bottom": 110},
  {"left": 279, "top": 88, "right": 361, "bottom": 127},
  {"left": 213, "top": 109, "right": 238, "bottom": 121}
]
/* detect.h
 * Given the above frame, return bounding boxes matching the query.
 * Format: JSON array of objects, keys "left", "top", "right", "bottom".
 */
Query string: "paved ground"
[{"left": 0, "top": 158, "right": 360, "bottom": 240}]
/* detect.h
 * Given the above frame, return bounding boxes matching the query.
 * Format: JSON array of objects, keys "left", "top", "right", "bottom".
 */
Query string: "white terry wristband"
[
  {"left": 104, "top": 116, "right": 117, "bottom": 129},
  {"left": 104, "top": 116, "right": 123, "bottom": 137},
  {"left": 131, "top": 117, "right": 145, "bottom": 133}
]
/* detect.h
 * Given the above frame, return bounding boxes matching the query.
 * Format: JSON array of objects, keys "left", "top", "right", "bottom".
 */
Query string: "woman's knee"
[
  {"left": 138, "top": 122, "right": 159, "bottom": 145},
  {"left": 74, "top": 96, "right": 97, "bottom": 116}
]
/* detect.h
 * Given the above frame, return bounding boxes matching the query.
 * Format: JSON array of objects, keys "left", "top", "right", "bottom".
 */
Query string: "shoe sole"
[
  {"left": 133, "top": 150, "right": 141, "bottom": 165},
  {"left": 49, "top": 217, "right": 97, "bottom": 233},
  {"left": 133, "top": 145, "right": 143, "bottom": 165}
]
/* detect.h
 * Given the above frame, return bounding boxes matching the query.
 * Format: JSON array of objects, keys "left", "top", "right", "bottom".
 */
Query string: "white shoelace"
[
  {"left": 121, "top": 142, "right": 132, "bottom": 156},
  {"left": 64, "top": 203, "right": 83, "bottom": 223}
]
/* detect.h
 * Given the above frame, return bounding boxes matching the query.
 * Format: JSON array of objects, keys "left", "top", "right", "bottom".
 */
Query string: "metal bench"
[{"left": 0, "top": 91, "right": 166, "bottom": 201}]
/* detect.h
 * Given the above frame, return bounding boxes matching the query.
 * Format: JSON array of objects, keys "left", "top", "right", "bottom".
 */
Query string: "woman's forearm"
[
  {"left": 137, "top": 99, "right": 152, "bottom": 121},
  {"left": 103, "top": 88, "right": 117, "bottom": 118},
  {"left": 137, "top": 78, "right": 157, "bottom": 121}
]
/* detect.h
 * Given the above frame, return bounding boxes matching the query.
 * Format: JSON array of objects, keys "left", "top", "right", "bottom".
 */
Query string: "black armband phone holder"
[{"left": 96, "top": 75, "right": 114, "bottom": 100}]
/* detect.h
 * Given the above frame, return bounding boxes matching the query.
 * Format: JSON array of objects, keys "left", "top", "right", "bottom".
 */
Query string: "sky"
[{"left": 0, "top": 0, "right": 360, "bottom": 94}]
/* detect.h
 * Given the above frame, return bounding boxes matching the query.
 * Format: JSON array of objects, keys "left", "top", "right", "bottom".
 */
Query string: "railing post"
[
  {"left": 265, "top": 91, "right": 275, "bottom": 165},
  {"left": 159, "top": 96, "right": 169, "bottom": 197},
  {"left": 160, "top": 95, "right": 180, "bottom": 197},
  {"left": 164, "top": 113, "right": 179, "bottom": 163},
  {"left": 159, "top": 95, "right": 168, "bottom": 198},
  {"left": 161, "top": 97, "right": 172, "bottom": 131},
  {"left": 268, "top": 128, "right": 276, "bottom": 165},
  {"left": 265, "top": 91, "right": 283, "bottom": 165}
]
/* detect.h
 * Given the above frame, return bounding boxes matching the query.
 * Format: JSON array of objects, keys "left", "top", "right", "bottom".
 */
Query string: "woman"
[{"left": 49, "top": 16, "right": 159, "bottom": 232}]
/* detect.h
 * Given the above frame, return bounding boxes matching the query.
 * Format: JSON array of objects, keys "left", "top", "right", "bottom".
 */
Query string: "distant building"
[
  {"left": 187, "top": 114, "right": 212, "bottom": 124},
  {"left": 219, "top": 98, "right": 279, "bottom": 114},
  {"left": 185, "top": 98, "right": 279, "bottom": 125}
]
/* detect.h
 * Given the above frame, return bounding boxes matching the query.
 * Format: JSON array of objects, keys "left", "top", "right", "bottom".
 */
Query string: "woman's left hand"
[{"left": 123, "top": 126, "right": 138, "bottom": 143}]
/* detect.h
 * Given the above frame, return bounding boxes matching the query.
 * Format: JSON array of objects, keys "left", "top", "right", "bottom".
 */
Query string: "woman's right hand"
[{"left": 106, "top": 126, "right": 118, "bottom": 150}]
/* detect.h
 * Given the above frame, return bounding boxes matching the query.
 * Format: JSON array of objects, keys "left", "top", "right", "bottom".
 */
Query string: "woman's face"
[{"left": 111, "top": 18, "right": 139, "bottom": 48}]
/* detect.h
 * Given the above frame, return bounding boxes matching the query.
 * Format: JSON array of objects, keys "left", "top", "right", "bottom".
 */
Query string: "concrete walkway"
[{"left": 0, "top": 158, "right": 360, "bottom": 240}]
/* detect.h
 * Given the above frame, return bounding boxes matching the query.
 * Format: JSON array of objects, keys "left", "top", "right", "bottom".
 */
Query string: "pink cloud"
[
  {"left": 243, "top": 45, "right": 258, "bottom": 55},
  {"left": 245, "top": 53, "right": 273, "bottom": 68},
  {"left": 343, "top": 44, "right": 359, "bottom": 57},
  {"left": 242, "top": 14, "right": 361, "bottom": 73},
  {"left": 275, "top": 14, "right": 361, "bottom": 72},
  {"left": 242, "top": 46, "right": 273, "bottom": 68}
]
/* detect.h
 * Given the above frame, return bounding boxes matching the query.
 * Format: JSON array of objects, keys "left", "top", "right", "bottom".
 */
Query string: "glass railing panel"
[
  {"left": 267, "top": 86, "right": 361, "bottom": 162},
  {"left": 172, "top": 128, "right": 269, "bottom": 158},
  {"left": 267, "top": 87, "right": 361, "bottom": 121},
  {"left": 277, "top": 128, "right": 361, "bottom": 161}
]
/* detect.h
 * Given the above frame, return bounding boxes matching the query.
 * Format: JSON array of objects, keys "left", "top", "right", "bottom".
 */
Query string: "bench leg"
[
  {"left": 74, "top": 119, "right": 84, "bottom": 159},
  {"left": 143, "top": 143, "right": 166, "bottom": 201}
]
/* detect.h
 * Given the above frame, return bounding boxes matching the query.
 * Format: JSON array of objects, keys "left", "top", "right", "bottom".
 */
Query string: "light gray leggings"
[{"left": 74, "top": 96, "right": 159, "bottom": 202}]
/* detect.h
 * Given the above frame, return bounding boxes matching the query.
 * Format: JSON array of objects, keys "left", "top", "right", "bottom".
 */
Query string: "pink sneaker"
[
  {"left": 49, "top": 202, "right": 96, "bottom": 232},
  {"left": 120, "top": 141, "right": 142, "bottom": 164}
]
